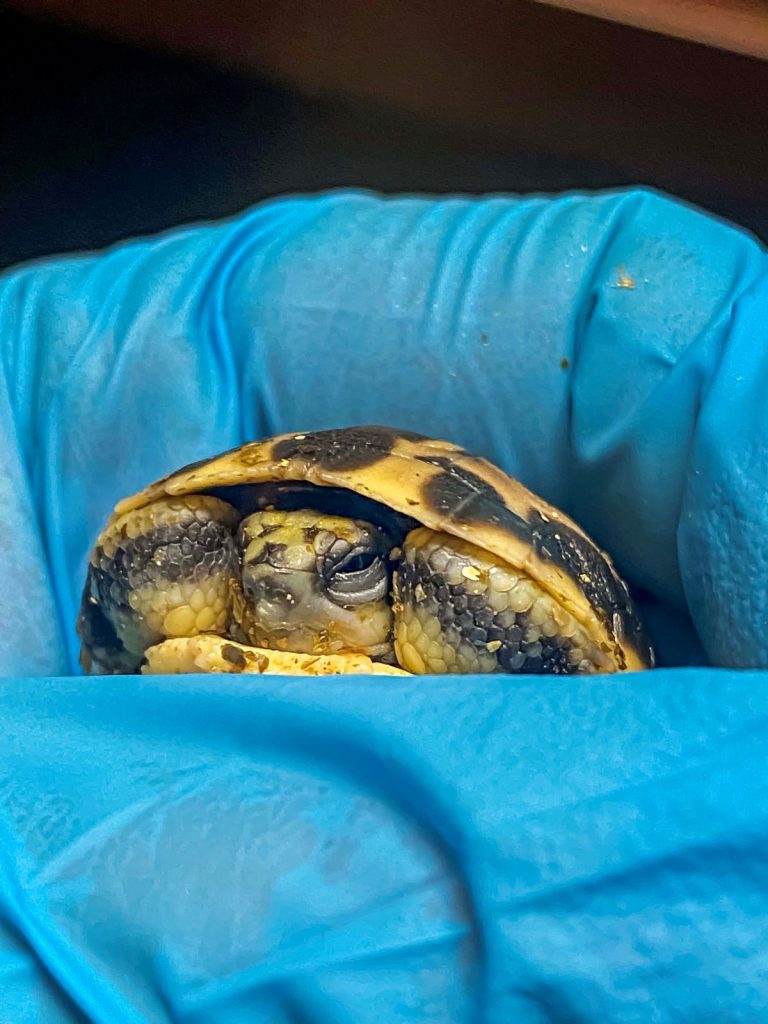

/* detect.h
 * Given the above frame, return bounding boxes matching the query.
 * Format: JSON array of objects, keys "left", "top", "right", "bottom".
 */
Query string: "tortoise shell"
[{"left": 104, "top": 425, "right": 653, "bottom": 672}]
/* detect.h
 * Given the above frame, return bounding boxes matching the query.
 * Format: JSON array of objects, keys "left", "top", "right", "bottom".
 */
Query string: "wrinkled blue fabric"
[{"left": 1, "top": 187, "right": 768, "bottom": 1020}]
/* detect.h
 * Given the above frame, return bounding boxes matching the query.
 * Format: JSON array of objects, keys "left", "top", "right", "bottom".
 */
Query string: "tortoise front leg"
[
  {"left": 394, "top": 528, "right": 612, "bottom": 675},
  {"left": 78, "top": 495, "right": 240, "bottom": 674}
]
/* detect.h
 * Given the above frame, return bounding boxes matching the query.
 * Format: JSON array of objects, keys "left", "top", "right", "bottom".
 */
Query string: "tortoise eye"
[
  {"left": 335, "top": 551, "right": 377, "bottom": 574},
  {"left": 325, "top": 554, "right": 389, "bottom": 605}
]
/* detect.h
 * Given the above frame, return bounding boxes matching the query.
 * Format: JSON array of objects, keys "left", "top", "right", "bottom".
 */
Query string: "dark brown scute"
[
  {"left": 417, "top": 455, "right": 519, "bottom": 528},
  {"left": 272, "top": 426, "right": 426, "bottom": 472}
]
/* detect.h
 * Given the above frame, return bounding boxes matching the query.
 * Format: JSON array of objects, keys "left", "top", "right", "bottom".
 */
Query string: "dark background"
[{"left": 3, "top": 1, "right": 768, "bottom": 269}]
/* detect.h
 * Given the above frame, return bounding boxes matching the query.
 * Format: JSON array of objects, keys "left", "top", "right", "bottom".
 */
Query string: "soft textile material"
[{"left": 1, "top": 188, "right": 767, "bottom": 1020}]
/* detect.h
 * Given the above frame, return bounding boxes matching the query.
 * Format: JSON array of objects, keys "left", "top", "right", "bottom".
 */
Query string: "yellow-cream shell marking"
[{"left": 79, "top": 426, "right": 654, "bottom": 675}]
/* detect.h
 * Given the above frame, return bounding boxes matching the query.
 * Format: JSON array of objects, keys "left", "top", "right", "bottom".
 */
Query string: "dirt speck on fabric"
[{"left": 613, "top": 266, "right": 636, "bottom": 289}]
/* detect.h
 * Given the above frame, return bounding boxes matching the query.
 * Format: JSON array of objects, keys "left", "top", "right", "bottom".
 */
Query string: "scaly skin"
[{"left": 80, "top": 501, "right": 615, "bottom": 676}]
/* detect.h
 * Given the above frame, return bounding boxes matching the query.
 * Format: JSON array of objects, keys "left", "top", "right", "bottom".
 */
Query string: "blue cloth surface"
[{"left": 1, "top": 187, "right": 768, "bottom": 1019}]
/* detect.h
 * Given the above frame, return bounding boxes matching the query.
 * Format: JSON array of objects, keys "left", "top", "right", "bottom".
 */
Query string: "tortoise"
[{"left": 78, "top": 426, "right": 654, "bottom": 677}]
